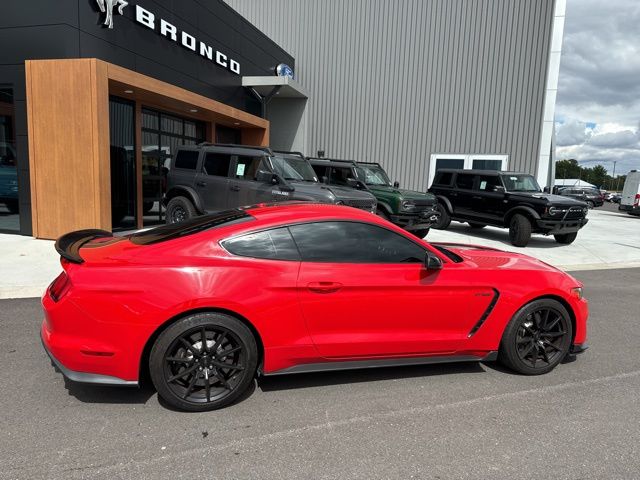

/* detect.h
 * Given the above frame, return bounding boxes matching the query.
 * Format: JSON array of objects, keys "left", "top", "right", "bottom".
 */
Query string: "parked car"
[
  {"left": 308, "top": 158, "right": 439, "bottom": 238},
  {"left": 42, "top": 202, "right": 588, "bottom": 411},
  {"left": 0, "top": 142, "right": 19, "bottom": 214},
  {"left": 556, "top": 187, "right": 604, "bottom": 208},
  {"left": 619, "top": 170, "right": 640, "bottom": 216},
  {"left": 429, "top": 169, "right": 589, "bottom": 247},
  {"left": 163, "top": 144, "right": 376, "bottom": 224}
]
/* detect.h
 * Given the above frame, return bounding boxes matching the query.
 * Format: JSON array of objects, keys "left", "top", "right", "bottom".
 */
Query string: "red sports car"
[{"left": 41, "top": 203, "right": 588, "bottom": 411}]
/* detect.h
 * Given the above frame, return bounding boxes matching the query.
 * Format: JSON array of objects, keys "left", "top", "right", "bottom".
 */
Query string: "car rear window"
[
  {"left": 174, "top": 150, "right": 199, "bottom": 170},
  {"left": 433, "top": 171, "right": 453, "bottom": 186},
  {"left": 129, "top": 209, "right": 253, "bottom": 245},
  {"left": 222, "top": 227, "right": 300, "bottom": 261}
]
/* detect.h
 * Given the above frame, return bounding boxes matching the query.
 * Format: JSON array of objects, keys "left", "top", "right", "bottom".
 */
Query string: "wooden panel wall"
[{"left": 26, "top": 59, "right": 110, "bottom": 239}]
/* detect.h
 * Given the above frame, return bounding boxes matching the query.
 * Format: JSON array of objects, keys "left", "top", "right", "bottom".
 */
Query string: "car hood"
[
  {"left": 433, "top": 242, "right": 561, "bottom": 272},
  {"left": 368, "top": 185, "right": 436, "bottom": 202},
  {"left": 509, "top": 192, "right": 587, "bottom": 207},
  {"left": 288, "top": 181, "right": 376, "bottom": 201}
]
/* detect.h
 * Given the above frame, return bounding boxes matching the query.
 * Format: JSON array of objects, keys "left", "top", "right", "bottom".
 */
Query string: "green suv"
[{"left": 309, "top": 158, "right": 439, "bottom": 237}]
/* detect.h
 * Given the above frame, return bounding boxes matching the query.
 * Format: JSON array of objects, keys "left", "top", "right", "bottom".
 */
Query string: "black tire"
[
  {"left": 4, "top": 200, "right": 19, "bottom": 214},
  {"left": 143, "top": 201, "right": 155, "bottom": 214},
  {"left": 411, "top": 228, "right": 430, "bottom": 239},
  {"left": 433, "top": 203, "right": 451, "bottom": 230},
  {"left": 468, "top": 222, "right": 486, "bottom": 229},
  {"left": 498, "top": 299, "right": 573, "bottom": 375},
  {"left": 508, "top": 214, "right": 532, "bottom": 247},
  {"left": 166, "top": 196, "right": 196, "bottom": 224},
  {"left": 149, "top": 312, "right": 258, "bottom": 412},
  {"left": 586, "top": 201, "right": 595, "bottom": 209},
  {"left": 554, "top": 232, "right": 578, "bottom": 244},
  {"left": 376, "top": 209, "right": 390, "bottom": 221}
]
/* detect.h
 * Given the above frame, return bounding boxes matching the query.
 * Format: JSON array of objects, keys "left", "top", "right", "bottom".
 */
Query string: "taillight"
[
  {"left": 49, "top": 272, "right": 71, "bottom": 302},
  {"left": 634, "top": 194, "right": 640, "bottom": 207}
]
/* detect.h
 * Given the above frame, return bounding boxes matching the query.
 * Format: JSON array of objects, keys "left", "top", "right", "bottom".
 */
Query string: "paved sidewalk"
[{"left": 1, "top": 204, "right": 639, "bottom": 299}]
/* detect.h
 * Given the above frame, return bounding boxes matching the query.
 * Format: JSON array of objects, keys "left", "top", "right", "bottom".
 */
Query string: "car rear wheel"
[
  {"left": 554, "top": 232, "right": 578, "bottom": 244},
  {"left": 433, "top": 203, "right": 451, "bottom": 230},
  {"left": 166, "top": 196, "right": 196, "bottom": 224},
  {"left": 499, "top": 299, "right": 573, "bottom": 375},
  {"left": 508, "top": 214, "right": 531, "bottom": 247},
  {"left": 586, "top": 200, "right": 595, "bottom": 209},
  {"left": 149, "top": 313, "right": 258, "bottom": 412},
  {"left": 468, "top": 222, "right": 486, "bottom": 229}
]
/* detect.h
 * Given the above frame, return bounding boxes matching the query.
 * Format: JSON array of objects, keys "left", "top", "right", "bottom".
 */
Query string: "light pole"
[{"left": 611, "top": 161, "right": 617, "bottom": 191}]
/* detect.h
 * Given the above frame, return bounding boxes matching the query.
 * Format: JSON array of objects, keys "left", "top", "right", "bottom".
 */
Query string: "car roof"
[
  {"left": 436, "top": 169, "right": 531, "bottom": 175},
  {"left": 308, "top": 157, "right": 357, "bottom": 166},
  {"left": 177, "top": 143, "right": 273, "bottom": 156},
  {"left": 243, "top": 201, "right": 377, "bottom": 224}
]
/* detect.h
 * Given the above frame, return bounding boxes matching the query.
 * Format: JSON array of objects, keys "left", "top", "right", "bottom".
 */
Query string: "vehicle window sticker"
[
  {"left": 480, "top": 181, "right": 487, "bottom": 190},
  {"left": 236, "top": 163, "right": 246, "bottom": 177}
]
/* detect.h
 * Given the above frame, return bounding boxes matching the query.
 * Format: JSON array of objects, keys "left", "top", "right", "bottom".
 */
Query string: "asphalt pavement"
[{"left": 2, "top": 268, "right": 640, "bottom": 479}]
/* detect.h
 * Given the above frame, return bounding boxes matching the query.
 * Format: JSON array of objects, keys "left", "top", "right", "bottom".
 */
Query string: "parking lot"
[
  {"left": 2, "top": 267, "right": 640, "bottom": 479},
  {"left": 428, "top": 201, "right": 640, "bottom": 271}
]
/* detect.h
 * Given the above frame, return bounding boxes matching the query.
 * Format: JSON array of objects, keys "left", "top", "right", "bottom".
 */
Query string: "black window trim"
[{"left": 220, "top": 219, "right": 447, "bottom": 265}]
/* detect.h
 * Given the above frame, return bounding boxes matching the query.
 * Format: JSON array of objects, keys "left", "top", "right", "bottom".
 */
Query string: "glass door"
[
  {"left": 142, "top": 108, "right": 205, "bottom": 227},
  {"left": 109, "top": 96, "right": 136, "bottom": 231}
]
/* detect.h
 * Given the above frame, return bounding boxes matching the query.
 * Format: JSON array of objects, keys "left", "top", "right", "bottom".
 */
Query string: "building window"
[
  {"left": 110, "top": 97, "right": 136, "bottom": 231},
  {"left": 141, "top": 108, "right": 205, "bottom": 226},
  {"left": 0, "top": 87, "right": 19, "bottom": 232},
  {"left": 428, "top": 154, "right": 508, "bottom": 187}
]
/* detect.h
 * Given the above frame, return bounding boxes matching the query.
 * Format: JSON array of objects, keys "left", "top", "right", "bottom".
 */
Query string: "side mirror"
[
  {"left": 322, "top": 175, "right": 329, "bottom": 185},
  {"left": 543, "top": 186, "right": 550, "bottom": 193},
  {"left": 492, "top": 185, "right": 505, "bottom": 193},
  {"left": 347, "top": 177, "right": 366, "bottom": 189},
  {"left": 425, "top": 252, "right": 443, "bottom": 270},
  {"left": 393, "top": 181, "right": 400, "bottom": 188},
  {"left": 256, "top": 170, "right": 273, "bottom": 183}
]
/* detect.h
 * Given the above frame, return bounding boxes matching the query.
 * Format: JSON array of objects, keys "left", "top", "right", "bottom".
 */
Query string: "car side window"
[
  {"left": 289, "top": 221, "right": 426, "bottom": 263},
  {"left": 455, "top": 173, "right": 474, "bottom": 190},
  {"left": 476, "top": 175, "right": 502, "bottom": 191},
  {"left": 174, "top": 150, "right": 199, "bottom": 170},
  {"left": 203, "top": 153, "right": 232, "bottom": 177},
  {"left": 433, "top": 172, "right": 453, "bottom": 186},
  {"left": 222, "top": 227, "right": 300, "bottom": 261},
  {"left": 234, "top": 156, "right": 268, "bottom": 181},
  {"left": 330, "top": 167, "right": 353, "bottom": 186}
]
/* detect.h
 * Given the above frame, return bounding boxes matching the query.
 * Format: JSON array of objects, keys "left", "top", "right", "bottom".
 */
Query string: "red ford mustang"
[{"left": 41, "top": 203, "right": 588, "bottom": 411}]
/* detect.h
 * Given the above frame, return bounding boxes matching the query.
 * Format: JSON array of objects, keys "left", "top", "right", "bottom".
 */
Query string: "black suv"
[
  {"left": 556, "top": 187, "right": 604, "bottom": 208},
  {"left": 429, "top": 169, "right": 589, "bottom": 247},
  {"left": 164, "top": 144, "right": 377, "bottom": 223},
  {"left": 308, "top": 158, "right": 439, "bottom": 238}
]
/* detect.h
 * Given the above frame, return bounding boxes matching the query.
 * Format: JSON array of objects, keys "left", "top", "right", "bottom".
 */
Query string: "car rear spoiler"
[{"left": 55, "top": 229, "right": 113, "bottom": 264}]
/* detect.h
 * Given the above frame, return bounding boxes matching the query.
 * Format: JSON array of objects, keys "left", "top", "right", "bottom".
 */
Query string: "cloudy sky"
[{"left": 555, "top": 0, "right": 640, "bottom": 176}]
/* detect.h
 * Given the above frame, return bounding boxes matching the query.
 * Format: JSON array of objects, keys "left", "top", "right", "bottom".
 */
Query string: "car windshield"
[
  {"left": 501, "top": 174, "right": 541, "bottom": 192},
  {"left": 356, "top": 164, "right": 392, "bottom": 186},
  {"left": 271, "top": 156, "right": 318, "bottom": 182}
]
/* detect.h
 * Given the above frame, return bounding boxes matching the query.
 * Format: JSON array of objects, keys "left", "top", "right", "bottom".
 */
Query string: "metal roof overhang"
[{"left": 242, "top": 76, "right": 309, "bottom": 99}]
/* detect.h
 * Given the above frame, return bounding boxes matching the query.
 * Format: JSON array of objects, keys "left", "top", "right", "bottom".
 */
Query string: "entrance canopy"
[{"left": 242, "top": 76, "right": 309, "bottom": 99}]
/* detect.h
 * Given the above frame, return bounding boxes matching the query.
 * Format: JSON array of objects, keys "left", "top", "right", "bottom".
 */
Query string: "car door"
[
  {"left": 450, "top": 173, "right": 475, "bottom": 218},
  {"left": 195, "top": 151, "right": 232, "bottom": 211},
  {"left": 291, "top": 221, "right": 495, "bottom": 358},
  {"left": 470, "top": 174, "right": 506, "bottom": 222},
  {"left": 229, "top": 154, "right": 278, "bottom": 206}
]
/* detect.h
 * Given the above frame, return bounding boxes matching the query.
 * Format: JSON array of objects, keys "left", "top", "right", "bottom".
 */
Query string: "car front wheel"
[
  {"left": 411, "top": 228, "right": 430, "bottom": 239},
  {"left": 508, "top": 214, "right": 532, "bottom": 247},
  {"left": 433, "top": 204, "right": 451, "bottom": 230},
  {"left": 554, "top": 232, "right": 578, "bottom": 244},
  {"left": 149, "top": 313, "right": 258, "bottom": 412},
  {"left": 499, "top": 299, "right": 573, "bottom": 375}
]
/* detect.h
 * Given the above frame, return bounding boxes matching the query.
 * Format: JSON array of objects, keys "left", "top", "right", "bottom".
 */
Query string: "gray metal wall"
[{"left": 226, "top": 0, "right": 554, "bottom": 191}]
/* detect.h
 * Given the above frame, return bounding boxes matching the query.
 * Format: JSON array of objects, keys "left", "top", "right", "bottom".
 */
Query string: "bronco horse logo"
[{"left": 96, "top": 0, "right": 129, "bottom": 29}]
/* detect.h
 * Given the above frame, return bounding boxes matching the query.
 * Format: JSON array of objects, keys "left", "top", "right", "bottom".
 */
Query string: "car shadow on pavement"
[
  {"left": 434, "top": 223, "right": 568, "bottom": 249},
  {"left": 258, "top": 361, "right": 486, "bottom": 392},
  {"left": 63, "top": 378, "right": 155, "bottom": 405}
]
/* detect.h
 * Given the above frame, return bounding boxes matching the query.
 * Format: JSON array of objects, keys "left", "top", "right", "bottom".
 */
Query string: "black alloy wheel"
[
  {"left": 587, "top": 200, "right": 595, "bottom": 209},
  {"left": 150, "top": 313, "right": 258, "bottom": 411},
  {"left": 166, "top": 196, "right": 196, "bottom": 225},
  {"left": 499, "top": 299, "right": 572, "bottom": 375},
  {"left": 433, "top": 203, "right": 451, "bottom": 230},
  {"left": 508, "top": 214, "right": 532, "bottom": 247}
]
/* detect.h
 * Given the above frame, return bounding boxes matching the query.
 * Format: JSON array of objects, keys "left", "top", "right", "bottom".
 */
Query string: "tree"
[
  {"left": 555, "top": 159, "right": 581, "bottom": 179},
  {"left": 590, "top": 165, "right": 608, "bottom": 188}
]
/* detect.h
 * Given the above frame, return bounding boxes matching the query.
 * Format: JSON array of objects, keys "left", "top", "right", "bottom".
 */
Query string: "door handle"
[
  {"left": 196, "top": 181, "right": 206, "bottom": 187},
  {"left": 230, "top": 185, "right": 240, "bottom": 192},
  {"left": 307, "top": 281, "right": 343, "bottom": 294},
  {"left": 450, "top": 192, "right": 458, "bottom": 197},
  {"left": 472, "top": 195, "right": 482, "bottom": 200}
]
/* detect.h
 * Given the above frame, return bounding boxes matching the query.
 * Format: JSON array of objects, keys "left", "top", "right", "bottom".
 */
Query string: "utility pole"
[{"left": 612, "top": 161, "right": 617, "bottom": 191}]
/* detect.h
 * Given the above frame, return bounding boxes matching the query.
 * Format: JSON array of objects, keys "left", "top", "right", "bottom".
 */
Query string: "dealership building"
[{"left": 1, "top": 0, "right": 564, "bottom": 238}]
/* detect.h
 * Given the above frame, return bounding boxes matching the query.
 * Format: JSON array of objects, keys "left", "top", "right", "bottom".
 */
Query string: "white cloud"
[{"left": 555, "top": 0, "right": 640, "bottom": 174}]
